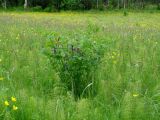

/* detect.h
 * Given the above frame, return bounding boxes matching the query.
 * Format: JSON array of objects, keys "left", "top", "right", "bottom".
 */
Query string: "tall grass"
[{"left": 0, "top": 11, "right": 160, "bottom": 120}]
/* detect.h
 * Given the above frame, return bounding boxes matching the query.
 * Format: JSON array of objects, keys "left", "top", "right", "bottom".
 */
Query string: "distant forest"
[{"left": 0, "top": 0, "right": 160, "bottom": 11}]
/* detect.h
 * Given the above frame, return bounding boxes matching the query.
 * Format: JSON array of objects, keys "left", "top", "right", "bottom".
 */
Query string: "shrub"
[
  {"left": 62, "top": 0, "right": 80, "bottom": 10},
  {"left": 81, "top": 0, "right": 92, "bottom": 10},
  {"left": 44, "top": 7, "right": 52, "bottom": 12},
  {"left": 157, "top": 4, "right": 160, "bottom": 10},
  {"left": 31, "top": 6, "right": 42, "bottom": 12},
  {"left": 123, "top": 11, "right": 128, "bottom": 16},
  {"left": 45, "top": 32, "right": 104, "bottom": 99},
  {"left": 145, "top": 4, "right": 157, "bottom": 10}
]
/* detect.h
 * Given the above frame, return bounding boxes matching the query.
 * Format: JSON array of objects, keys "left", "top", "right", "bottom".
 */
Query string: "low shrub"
[
  {"left": 43, "top": 7, "right": 52, "bottom": 12},
  {"left": 123, "top": 10, "right": 128, "bottom": 16},
  {"left": 45, "top": 32, "right": 104, "bottom": 99},
  {"left": 31, "top": 6, "right": 42, "bottom": 12}
]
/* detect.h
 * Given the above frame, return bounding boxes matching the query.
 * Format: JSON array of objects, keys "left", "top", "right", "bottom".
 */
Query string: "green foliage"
[
  {"left": 157, "top": 4, "right": 160, "bottom": 10},
  {"left": 145, "top": 4, "right": 158, "bottom": 10},
  {"left": 0, "top": 12, "right": 160, "bottom": 120},
  {"left": 123, "top": 11, "right": 128, "bottom": 16},
  {"left": 45, "top": 32, "right": 104, "bottom": 98},
  {"left": 31, "top": 6, "right": 43, "bottom": 12},
  {"left": 80, "top": 0, "right": 92, "bottom": 10},
  {"left": 0, "top": 0, "right": 159, "bottom": 11},
  {"left": 43, "top": 6, "right": 52, "bottom": 12},
  {"left": 62, "top": 0, "right": 81, "bottom": 10}
]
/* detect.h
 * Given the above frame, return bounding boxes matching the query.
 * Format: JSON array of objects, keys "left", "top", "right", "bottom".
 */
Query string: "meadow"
[{"left": 0, "top": 11, "right": 160, "bottom": 120}]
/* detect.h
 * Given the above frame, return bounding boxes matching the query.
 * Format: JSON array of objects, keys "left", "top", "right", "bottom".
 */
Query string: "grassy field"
[{"left": 0, "top": 11, "right": 160, "bottom": 120}]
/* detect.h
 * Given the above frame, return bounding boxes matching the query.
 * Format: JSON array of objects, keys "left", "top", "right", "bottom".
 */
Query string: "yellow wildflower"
[
  {"left": 133, "top": 94, "right": 139, "bottom": 97},
  {"left": 4, "top": 101, "right": 9, "bottom": 106},
  {"left": 11, "top": 97, "right": 17, "bottom": 102},
  {"left": 13, "top": 105, "right": 18, "bottom": 111},
  {"left": 0, "top": 77, "right": 4, "bottom": 81}
]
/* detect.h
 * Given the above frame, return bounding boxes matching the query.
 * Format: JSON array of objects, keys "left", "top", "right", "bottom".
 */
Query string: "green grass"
[{"left": 0, "top": 11, "right": 160, "bottom": 120}]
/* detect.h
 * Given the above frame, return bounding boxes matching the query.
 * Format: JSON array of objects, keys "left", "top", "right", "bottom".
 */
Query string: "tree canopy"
[{"left": 0, "top": 0, "right": 159, "bottom": 10}]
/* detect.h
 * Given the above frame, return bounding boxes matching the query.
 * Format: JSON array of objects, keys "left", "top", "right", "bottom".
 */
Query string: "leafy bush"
[
  {"left": 45, "top": 32, "right": 104, "bottom": 99},
  {"left": 99, "top": 6, "right": 105, "bottom": 11},
  {"left": 44, "top": 6, "right": 52, "bottom": 12},
  {"left": 145, "top": 4, "right": 158, "bottom": 10},
  {"left": 62, "top": 0, "right": 80, "bottom": 10},
  {"left": 81, "top": 0, "right": 92, "bottom": 10},
  {"left": 31, "top": 6, "right": 42, "bottom": 12},
  {"left": 123, "top": 11, "right": 128, "bottom": 16},
  {"left": 157, "top": 4, "right": 160, "bottom": 10}
]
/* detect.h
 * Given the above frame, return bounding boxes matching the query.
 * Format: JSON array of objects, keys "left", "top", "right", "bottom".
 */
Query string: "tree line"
[{"left": 0, "top": 0, "right": 160, "bottom": 11}]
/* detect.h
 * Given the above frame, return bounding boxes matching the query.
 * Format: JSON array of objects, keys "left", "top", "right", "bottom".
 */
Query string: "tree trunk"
[
  {"left": 118, "top": 0, "right": 120, "bottom": 9},
  {"left": 141, "top": 0, "right": 145, "bottom": 9},
  {"left": 124, "top": 0, "right": 126, "bottom": 9},
  {"left": 24, "top": 0, "right": 27, "bottom": 9}
]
